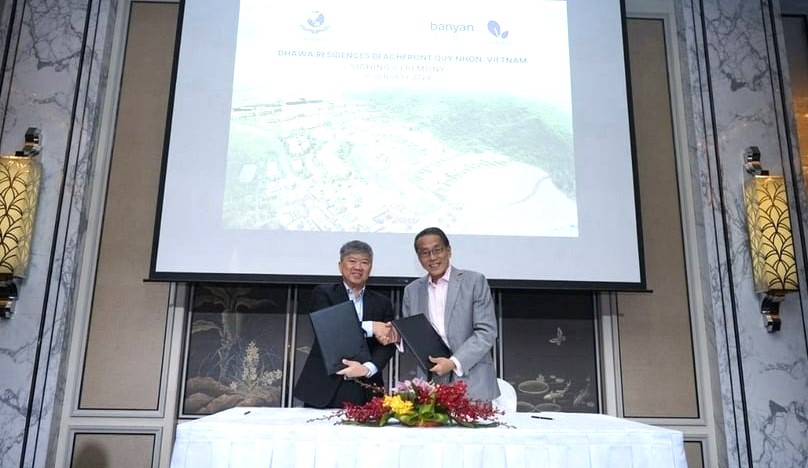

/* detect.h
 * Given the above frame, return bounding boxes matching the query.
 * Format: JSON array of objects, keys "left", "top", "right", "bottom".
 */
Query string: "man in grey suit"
[{"left": 394, "top": 227, "right": 500, "bottom": 401}]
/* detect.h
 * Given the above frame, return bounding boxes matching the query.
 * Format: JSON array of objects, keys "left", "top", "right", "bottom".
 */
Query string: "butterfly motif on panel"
[{"left": 549, "top": 327, "right": 566, "bottom": 346}]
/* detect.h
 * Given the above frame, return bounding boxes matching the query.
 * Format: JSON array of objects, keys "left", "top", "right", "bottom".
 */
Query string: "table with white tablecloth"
[{"left": 169, "top": 407, "right": 687, "bottom": 468}]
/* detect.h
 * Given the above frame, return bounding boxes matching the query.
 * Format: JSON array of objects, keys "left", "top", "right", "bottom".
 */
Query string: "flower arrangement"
[{"left": 333, "top": 378, "right": 503, "bottom": 428}]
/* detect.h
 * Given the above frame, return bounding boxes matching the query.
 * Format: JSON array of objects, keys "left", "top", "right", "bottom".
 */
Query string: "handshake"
[{"left": 372, "top": 321, "right": 400, "bottom": 346}]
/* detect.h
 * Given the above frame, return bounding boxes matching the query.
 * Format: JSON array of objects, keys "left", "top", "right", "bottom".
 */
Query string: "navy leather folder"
[
  {"left": 392, "top": 314, "right": 451, "bottom": 374},
  {"left": 309, "top": 301, "right": 372, "bottom": 375}
]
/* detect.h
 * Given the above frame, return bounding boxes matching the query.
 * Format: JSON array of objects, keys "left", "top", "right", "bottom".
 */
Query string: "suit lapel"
[
  {"left": 417, "top": 278, "right": 430, "bottom": 320},
  {"left": 363, "top": 290, "right": 382, "bottom": 321},
  {"left": 331, "top": 283, "right": 359, "bottom": 320},
  {"left": 444, "top": 268, "right": 461, "bottom": 335},
  {"left": 331, "top": 283, "right": 349, "bottom": 303}
]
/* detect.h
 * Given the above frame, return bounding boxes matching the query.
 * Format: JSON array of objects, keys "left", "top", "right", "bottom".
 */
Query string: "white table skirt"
[{"left": 170, "top": 408, "right": 687, "bottom": 468}]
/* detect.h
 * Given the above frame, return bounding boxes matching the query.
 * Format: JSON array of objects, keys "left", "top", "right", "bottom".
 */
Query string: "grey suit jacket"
[{"left": 402, "top": 266, "right": 500, "bottom": 401}]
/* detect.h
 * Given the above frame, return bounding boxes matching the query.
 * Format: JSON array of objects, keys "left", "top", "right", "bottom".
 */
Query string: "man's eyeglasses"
[{"left": 418, "top": 245, "right": 447, "bottom": 259}]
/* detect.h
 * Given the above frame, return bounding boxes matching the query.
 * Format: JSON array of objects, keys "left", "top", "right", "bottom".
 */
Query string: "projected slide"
[
  {"left": 222, "top": 0, "right": 577, "bottom": 237},
  {"left": 154, "top": 0, "right": 641, "bottom": 284}
]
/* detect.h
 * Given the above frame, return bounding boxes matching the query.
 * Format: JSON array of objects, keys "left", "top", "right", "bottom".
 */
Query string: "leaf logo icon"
[
  {"left": 487, "top": 20, "right": 509, "bottom": 39},
  {"left": 487, "top": 21, "right": 501, "bottom": 37}
]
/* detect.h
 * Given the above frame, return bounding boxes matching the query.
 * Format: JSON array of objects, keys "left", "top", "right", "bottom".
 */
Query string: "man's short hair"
[
  {"left": 413, "top": 227, "right": 451, "bottom": 251},
  {"left": 340, "top": 240, "right": 374, "bottom": 261}
]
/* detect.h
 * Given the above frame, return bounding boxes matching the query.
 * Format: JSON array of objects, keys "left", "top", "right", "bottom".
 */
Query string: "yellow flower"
[{"left": 384, "top": 395, "right": 414, "bottom": 415}]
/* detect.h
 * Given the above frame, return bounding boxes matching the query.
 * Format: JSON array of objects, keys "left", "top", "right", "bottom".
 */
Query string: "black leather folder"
[
  {"left": 309, "top": 301, "right": 372, "bottom": 375},
  {"left": 392, "top": 314, "right": 451, "bottom": 374}
]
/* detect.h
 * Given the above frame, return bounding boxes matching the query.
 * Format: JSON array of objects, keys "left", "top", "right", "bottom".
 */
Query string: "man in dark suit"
[{"left": 294, "top": 240, "right": 396, "bottom": 408}]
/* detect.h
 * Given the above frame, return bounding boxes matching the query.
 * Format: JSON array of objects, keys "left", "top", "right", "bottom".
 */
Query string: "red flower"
[
  {"left": 323, "top": 379, "right": 504, "bottom": 428},
  {"left": 435, "top": 381, "right": 499, "bottom": 425},
  {"left": 339, "top": 396, "right": 388, "bottom": 425}
]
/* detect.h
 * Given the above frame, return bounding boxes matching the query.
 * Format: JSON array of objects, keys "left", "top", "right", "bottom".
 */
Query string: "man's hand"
[
  {"left": 372, "top": 321, "right": 399, "bottom": 345},
  {"left": 336, "top": 359, "right": 369, "bottom": 379},
  {"left": 428, "top": 356, "right": 456, "bottom": 376}
]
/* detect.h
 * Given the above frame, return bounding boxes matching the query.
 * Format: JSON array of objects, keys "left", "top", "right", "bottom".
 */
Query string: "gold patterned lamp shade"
[
  {"left": 0, "top": 154, "right": 41, "bottom": 278},
  {"left": 744, "top": 175, "right": 798, "bottom": 293},
  {"left": 0, "top": 128, "right": 42, "bottom": 318},
  {"left": 742, "top": 146, "right": 799, "bottom": 332}
]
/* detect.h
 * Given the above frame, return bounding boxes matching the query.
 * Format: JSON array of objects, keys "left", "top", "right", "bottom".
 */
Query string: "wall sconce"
[
  {"left": 742, "top": 146, "right": 799, "bottom": 332},
  {"left": 0, "top": 128, "right": 42, "bottom": 319}
]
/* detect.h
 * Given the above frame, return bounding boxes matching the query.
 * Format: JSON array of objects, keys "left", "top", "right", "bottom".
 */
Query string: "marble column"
[
  {"left": 677, "top": 0, "right": 808, "bottom": 466},
  {"left": 0, "top": 0, "right": 117, "bottom": 467}
]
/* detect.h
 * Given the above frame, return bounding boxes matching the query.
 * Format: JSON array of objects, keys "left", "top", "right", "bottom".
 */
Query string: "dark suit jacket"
[{"left": 294, "top": 283, "right": 395, "bottom": 408}]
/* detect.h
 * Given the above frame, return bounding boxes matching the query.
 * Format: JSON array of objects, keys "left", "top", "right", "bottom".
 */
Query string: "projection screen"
[{"left": 151, "top": 0, "right": 645, "bottom": 288}]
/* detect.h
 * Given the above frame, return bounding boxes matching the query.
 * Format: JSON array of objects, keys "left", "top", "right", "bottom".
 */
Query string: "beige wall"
[
  {"left": 79, "top": 3, "right": 175, "bottom": 410},
  {"left": 62, "top": 5, "right": 180, "bottom": 465},
  {"left": 617, "top": 18, "right": 699, "bottom": 419},
  {"left": 71, "top": 433, "right": 155, "bottom": 468},
  {"left": 684, "top": 441, "right": 705, "bottom": 468}
]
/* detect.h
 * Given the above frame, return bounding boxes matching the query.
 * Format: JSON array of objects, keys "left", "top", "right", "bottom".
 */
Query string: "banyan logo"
[
  {"left": 301, "top": 11, "right": 329, "bottom": 34},
  {"left": 487, "top": 20, "right": 509, "bottom": 39},
  {"left": 430, "top": 22, "right": 475, "bottom": 33}
]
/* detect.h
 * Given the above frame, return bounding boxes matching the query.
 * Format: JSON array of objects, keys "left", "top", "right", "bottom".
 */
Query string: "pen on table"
[{"left": 531, "top": 415, "right": 553, "bottom": 420}]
